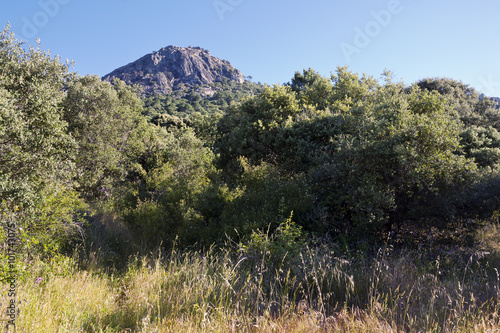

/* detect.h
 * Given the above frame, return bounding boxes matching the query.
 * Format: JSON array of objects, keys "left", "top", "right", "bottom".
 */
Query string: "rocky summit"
[{"left": 103, "top": 46, "right": 245, "bottom": 95}]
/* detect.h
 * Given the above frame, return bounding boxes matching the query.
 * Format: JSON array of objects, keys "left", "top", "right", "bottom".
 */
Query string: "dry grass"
[{"left": 2, "top": 223, "right": 500, "bottom": 332}]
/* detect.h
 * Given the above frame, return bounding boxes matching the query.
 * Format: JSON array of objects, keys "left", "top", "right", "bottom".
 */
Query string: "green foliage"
[
  {"left": 6, "top": 28, "right": 500, "bottom": 333},
  {"left": 3, "top": 22, "right": 499, "bottom": 258},
  {"left": 142, "top": 81, "right": 262, "bottom": 119},
  {"left": 216, "top": 84, "right": 300, "bottom": 176},
  {"left": 141, "top": 80, "right": 262, "bottom": 149},
  {"left": 0, "top": 27, "right": 76, "bottom": 209},
  {"left": 216, "top": 67, "right": 477, "bottom": 241},
  {"left": 457, "top": 171, "right": 500, "bottom": 219},
  {"left": 416, "top": 77, "right": 500, "bottom": 129},
  {"left": 219, "top": 158, "right": 313, "bottom": 239},
  {"left": 239, "top": 213, "right": 305, "bottom": 271},
  {"left": 330, "top": 66, "right": 378, "bottom": 111},
  {"left": 460, "top": 126, "right": 500, "bottom": 169},
  {"left": 414, "top": 77, "right": 500, "bottom": 221},
  {"left": 151, "top": 113, "right": 188, "bottom": 131},
  {"left": 187, "top": 112, "right": 223, "bottom": 146},
  {"left": 290, "top": 68, "right": 333, "bottom": 110},
  {"left": 123, "top": 127, "right": 216, "bottom": 248},
  {"left": 0, "top": 25, "right": 84, "bottom": 259},
  {"left": 62, "top": 75, "right": 150, "bottom": 201}
]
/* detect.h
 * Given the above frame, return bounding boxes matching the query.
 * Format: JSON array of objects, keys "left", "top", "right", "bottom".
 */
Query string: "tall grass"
[{"left": 2, "top": 225, "right": 500, "bottom": 332}]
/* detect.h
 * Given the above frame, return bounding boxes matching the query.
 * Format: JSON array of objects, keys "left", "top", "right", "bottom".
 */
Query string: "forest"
[{"left": 3, "top": 25, "right": 500, "bottom": 332}]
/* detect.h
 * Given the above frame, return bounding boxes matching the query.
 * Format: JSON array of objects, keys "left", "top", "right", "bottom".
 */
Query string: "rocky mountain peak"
[{"left": 103, "top": 45, "right": 245, "bottom": 95}]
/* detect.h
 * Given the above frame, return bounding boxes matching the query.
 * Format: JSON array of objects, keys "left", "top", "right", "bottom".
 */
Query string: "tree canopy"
[{"left": 2, "top": 24, "right": 500, "bottom": 256}]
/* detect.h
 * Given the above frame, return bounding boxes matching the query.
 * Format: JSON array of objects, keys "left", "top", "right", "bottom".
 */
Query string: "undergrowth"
[{"left": 1, "top": 220, "right": 500, "bottom": 332}]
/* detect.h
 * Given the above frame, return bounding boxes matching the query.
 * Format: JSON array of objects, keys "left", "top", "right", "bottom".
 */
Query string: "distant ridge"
[{"left": 103, "top": 45, "right": 245, "bottom": 95}]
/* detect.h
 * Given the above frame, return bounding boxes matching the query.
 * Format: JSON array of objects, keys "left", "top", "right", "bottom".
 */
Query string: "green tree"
[
  {"left": 216, "top": 84, "right": 300, "bottom": 177},
  {"left": 61, "top": 75, "right": 149, "bottom": 201},
  {"left": 0, "top": 25, "right": 83, "bottom": 256},
  {"left": 416, "top": 77, "right": 500, "bottom": 129},
  {"left": 460, "top": 126, "right": 500, "bottom": 169},
  {"left": 290, "top": 68, "right": 333, "bottom": 110},
  {"left": 216, "top": 68, "right": 476, "bottom": 241},
  {"left": 123, "top": 126, "right": 217, "bottom": 248}
]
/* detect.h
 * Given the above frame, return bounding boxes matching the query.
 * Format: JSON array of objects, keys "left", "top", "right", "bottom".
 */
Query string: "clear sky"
[{"left": 2, "top": 0, "right": 500, "bottom": 96}]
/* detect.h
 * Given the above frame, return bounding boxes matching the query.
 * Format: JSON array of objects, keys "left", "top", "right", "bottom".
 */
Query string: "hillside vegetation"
[{"left": 2, "top": 26, "right": 500, "bottom": 332}]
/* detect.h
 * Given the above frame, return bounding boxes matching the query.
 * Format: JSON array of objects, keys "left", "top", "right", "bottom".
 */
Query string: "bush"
[{"left": 238, "top": 213, "right": 305, "bottom": 272}]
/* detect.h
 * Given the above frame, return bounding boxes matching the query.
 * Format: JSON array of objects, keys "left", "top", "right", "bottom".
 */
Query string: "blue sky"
[{"left": 2, "top": 0, "right": 500, "bottom": 96}]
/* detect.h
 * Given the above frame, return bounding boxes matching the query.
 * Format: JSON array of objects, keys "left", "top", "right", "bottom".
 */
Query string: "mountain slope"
[{"left": 103, "top": 45, "right": 245, "bottom": 95}]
